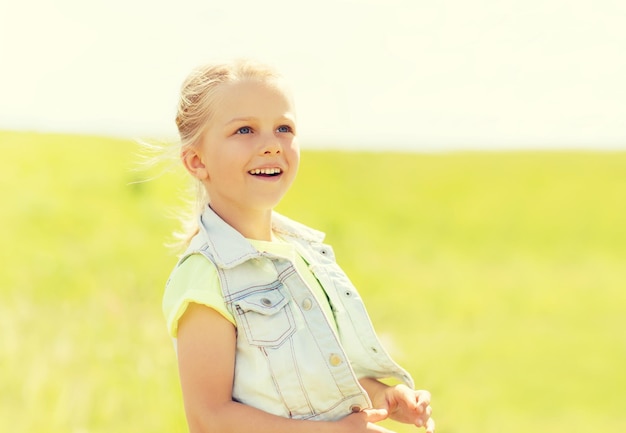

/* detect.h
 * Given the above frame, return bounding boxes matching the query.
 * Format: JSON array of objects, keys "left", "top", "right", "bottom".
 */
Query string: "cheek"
[
  {"left": 286, "top": 139, "right": 300, "bottom": 165},
  {"left": 287, "top": 151, "right": 300, "bottom": 184},
  {"left": 205, "top": 162, "right": 228, "bottom": 182},
  {"left": 204, "top": 146, "right": 239, "bottom": 174}
]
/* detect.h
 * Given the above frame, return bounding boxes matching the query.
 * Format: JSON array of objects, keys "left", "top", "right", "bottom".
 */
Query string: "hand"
[
  {"left": 336, "top": 408, "right": 397, "bottom": 433},
  {"left": 381, "top": 385, "right": 435, "bottom": 433}
]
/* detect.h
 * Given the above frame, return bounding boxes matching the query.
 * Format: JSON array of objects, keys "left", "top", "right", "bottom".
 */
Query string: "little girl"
[{"left": 162, "top": 59, "right": 435, "bottom": 433}]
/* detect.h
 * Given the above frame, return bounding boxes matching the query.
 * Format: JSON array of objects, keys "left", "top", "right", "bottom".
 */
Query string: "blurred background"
[
  {"left": 1, "top": 1, "right": 625, "bottom": 433},
  {"left": 1, "top": 0, "right": 625, "bottom": 151}
]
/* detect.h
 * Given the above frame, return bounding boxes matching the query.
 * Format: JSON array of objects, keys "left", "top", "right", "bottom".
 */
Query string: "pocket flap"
[{"left": 237, "top": 289, "right": 289, "bottom": 315}]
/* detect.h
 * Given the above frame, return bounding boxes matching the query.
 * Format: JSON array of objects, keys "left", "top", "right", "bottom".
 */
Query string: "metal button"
[
  {"left": 329, "top": 354, "right": 342, "bottom": 366},
  {"left": 261, "top": 298, "right": 272, "bottom": 307},
  {"left": 302, "top": 298, "right": 313, "bottom": 311},
  {"left": 350, "top": 405, "right": 362, "bottom": 413}
]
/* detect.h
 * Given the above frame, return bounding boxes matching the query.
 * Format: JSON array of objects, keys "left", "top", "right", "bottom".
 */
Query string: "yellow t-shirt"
[{"left": 163, "top": 237, "right": 337, "bottom": 338}]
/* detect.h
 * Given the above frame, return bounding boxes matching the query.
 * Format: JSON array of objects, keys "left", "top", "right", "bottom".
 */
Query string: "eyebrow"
[
  {"left": 225, "top": 117, "right": 254, "bottom": 125},
  {"left": 224, "top": 114, "right": 296, "bottom": 126}
]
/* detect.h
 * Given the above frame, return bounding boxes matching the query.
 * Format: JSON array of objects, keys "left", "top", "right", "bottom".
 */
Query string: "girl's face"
[{"left": 189, "top": 79, "right": 299, "bottom": 218}]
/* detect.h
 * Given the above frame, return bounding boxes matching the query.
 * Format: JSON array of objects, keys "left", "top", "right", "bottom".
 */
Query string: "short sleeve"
[{"left": 162, "top": 253, "right": 236, "bottom": 337}]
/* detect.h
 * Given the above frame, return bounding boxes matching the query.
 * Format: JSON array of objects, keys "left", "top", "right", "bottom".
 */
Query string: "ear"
[{"left": 181, "top": 148, "right": 209, "bottom": 180}]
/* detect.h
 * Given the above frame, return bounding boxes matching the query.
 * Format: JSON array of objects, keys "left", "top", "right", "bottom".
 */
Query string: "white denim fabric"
[{"left": 172, "top": 206, "right": 414, "bottom": 421}]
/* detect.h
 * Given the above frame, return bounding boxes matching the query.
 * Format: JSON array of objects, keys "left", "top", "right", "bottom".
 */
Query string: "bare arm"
[{"left": 176, "top": 303, "right": 396, "bottom": 433}]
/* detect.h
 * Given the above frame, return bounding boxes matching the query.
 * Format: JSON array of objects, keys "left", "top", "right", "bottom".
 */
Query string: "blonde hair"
[{"left": 172, "top": 59, "right": 284, "bottom": 248}]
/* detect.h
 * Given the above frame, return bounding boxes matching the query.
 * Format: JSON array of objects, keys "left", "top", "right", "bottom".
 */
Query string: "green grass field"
[{"left": 1, "top": 130, "right": 624, "bottom": 433}]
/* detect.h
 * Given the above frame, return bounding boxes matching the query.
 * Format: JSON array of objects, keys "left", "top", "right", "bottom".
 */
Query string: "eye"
[
  {"left": 277, "top": 125, "right": 293, "bottom": 133},
  {"left": 236, "top": 126, "right": 253, "bottom": 134}
]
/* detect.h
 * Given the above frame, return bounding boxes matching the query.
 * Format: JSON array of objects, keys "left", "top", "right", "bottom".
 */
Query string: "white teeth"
[{"left": 249, "top": 168, "right": 282, "bottom": 175}]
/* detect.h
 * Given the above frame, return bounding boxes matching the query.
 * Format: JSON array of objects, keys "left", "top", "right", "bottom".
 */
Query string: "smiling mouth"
[{"left": 248, "top": 168, "right": 282, "bottom": 177}]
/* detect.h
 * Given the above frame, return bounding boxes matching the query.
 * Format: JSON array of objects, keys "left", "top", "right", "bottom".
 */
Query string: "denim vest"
[{"left": 176, "top": 206, "right": 414, "bottom": 421}]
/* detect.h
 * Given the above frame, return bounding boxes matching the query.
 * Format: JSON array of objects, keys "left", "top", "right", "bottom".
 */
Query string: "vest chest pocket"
[{"left": 234, "top": 288, "right": 295, "bottom": 347}]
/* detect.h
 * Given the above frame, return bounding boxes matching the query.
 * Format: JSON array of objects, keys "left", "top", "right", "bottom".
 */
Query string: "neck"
[{"left": 209, "top": 203, "right": 274, "bottom": 241}]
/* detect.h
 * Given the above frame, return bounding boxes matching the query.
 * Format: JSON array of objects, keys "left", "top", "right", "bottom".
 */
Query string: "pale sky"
[{"left": 1, "top": 0, "right": 625, "bottom": 151}]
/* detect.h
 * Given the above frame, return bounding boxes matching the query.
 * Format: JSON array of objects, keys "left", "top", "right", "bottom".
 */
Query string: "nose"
[{"left": 260, "top": 133, "right": 281, "bottom": 155}]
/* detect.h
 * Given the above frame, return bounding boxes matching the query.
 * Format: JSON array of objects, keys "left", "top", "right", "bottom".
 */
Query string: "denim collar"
[{"left": 197, "top": 205, "right": 325, "bottom": 269}]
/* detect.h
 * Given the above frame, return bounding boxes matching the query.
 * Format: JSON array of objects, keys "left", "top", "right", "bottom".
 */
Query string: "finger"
[
  {"left": 425, "top": 417, "right": 436, "bottom": 433},
  {"left": 414, "top": 409, "right": 432, "bottom": 429},
  {"left": 395, "top": 385, "right": 419, "bottom": 411},
  {"left": 416, "top": 390, "right": 431, "bottom": 407},
  {"left": 362, "top": 408, "right": 389, "bottom": 423}
]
